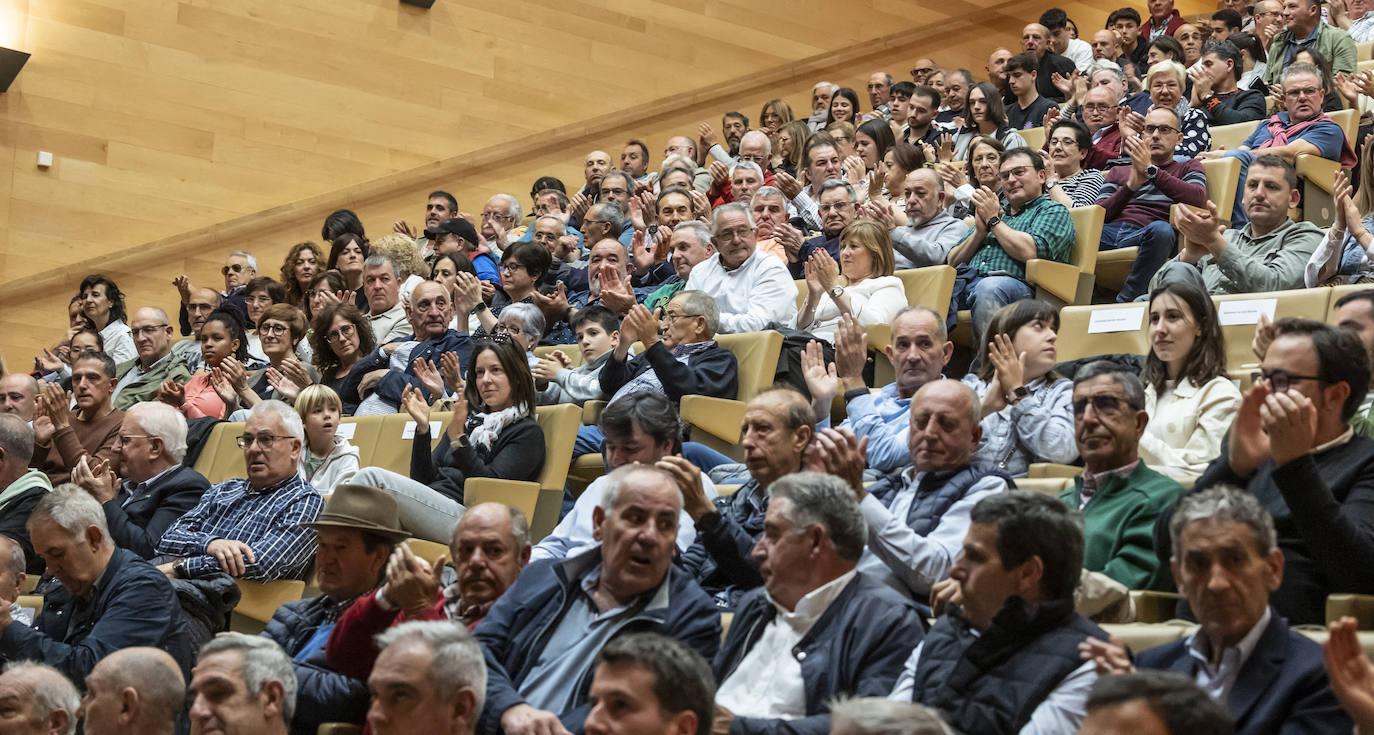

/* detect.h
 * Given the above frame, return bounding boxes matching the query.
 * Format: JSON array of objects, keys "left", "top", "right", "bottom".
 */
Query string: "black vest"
[{"left": 912, "top": 597, "right": 1107, "bottom": 734}]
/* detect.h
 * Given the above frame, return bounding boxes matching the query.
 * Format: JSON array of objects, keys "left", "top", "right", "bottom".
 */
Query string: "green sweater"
[
  {"left": 1060, "top": 461, "right": 1184, "bottom": 592},
  {"left": 112, "top": 353, "right": 191, "bottom": 411},
  {"left": 1263, "top": 22, "right": 1358, "bottom": 86}
]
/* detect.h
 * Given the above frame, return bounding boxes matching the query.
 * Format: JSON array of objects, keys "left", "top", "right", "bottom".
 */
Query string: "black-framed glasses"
[
  {"left": 326, "top": 324, "right": 357, "bottom": 343},
  {"left": 998, "top": 166, "right": 1032, "bottom": 182},
  {"left": 1251, "top": 369, "right": 1325, "bottom": 392},
  {"left": 1072, "top": 395, "right": 1128, "bottom": 418},
  {"left": 259, "top": 323, "right": 289, "bottom": 336},
  {"left": 1144, "top": 124, "right": 1179, "bottom": 136},
  {"left": 236, "top": 434, "right": 295, "bottom": 448}
]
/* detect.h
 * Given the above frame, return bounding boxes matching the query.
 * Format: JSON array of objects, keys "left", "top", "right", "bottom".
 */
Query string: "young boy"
[
  {"left": 295, "top": 384, "right": 359, "bottom": 496},
  {"left": 534, "top": 305, "right": 621, "bottom": 406}
]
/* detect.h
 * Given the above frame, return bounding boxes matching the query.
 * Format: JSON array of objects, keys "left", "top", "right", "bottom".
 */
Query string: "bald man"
[
  {"left": 113, "top": 307, "right": 190, "bottom": 410},
  {"left": 171, "top": 286, "right": 223, "bottom": 372},
  {"left": 1022, "top": 23, "right": 1077, "bottom": 101},
  {"left": 893, "top": 168, "right": 967, "bottom": 268},
  {"left": 79, "top": 647, "right": 185, "bottom": 735},
  {"left": 0, "top": 374, "right": 38, "bottom": 423},
  {"left": 0, "top": 662, "right": 80, "bottom": 735}
]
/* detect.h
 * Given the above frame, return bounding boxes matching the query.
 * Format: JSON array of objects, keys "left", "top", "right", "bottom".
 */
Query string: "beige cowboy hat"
[{"left": 304, "top": 483, "right": 409, "bottom": 543}]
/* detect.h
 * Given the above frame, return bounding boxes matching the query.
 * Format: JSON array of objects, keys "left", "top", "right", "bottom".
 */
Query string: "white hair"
[
  {"left": 229, "top": 250, "right": 258, "bottom": 272},
  {"left": 494, "top": 193, "right": 523, "bottom": 223},
  {"left": 376, "top": 621, "right": 488, "bottom": 713},
  {"left": 533, "top": 215, "right": 566, "bottom": 235},
  {"left": 26, "top": 484, "right": 111, "bottom": 546},
  {"left": 198, "top": 636, "right": 297, "bottom": 723},
  {"left": 4, "top": 662, "right": 79, "bottom": 735},
  {"left": 813, "top": 81, "right": 839, "bottom": 94},
  {"left": 730, "top": 160, "right": 765, "bottom": 179},
  {"left": 711, "top": 202, "right": 755, "bottom": 232},
  {"left": 0, "top": 536, "right": 22, "bottom": 581},
  {"left": 661, "top": 154, "right": 696, "bottom": 174},
  {"left": 249, "top": 399, "right": 305, "bottom": 442},
  {"left": 830, "top": 696, "right": 954, "bottom": 735},
  {"left": 128, "top": 401, "right": 189, "bottom": 462}
]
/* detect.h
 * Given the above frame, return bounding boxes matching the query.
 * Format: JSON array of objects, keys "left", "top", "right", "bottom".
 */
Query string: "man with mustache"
[
  {"left": 351, "top": 280, "right": 473, "bottom": 417},
  {"left": 891, "top": 168, "right": 968, "bottom": 269}
]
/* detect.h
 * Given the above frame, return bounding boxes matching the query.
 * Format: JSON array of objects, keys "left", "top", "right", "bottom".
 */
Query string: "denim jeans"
[
  {"left": 950, "top": 273, "right": 1035, "bottom": 347},
  {"left": 1100, "top": 220, "right": 1178, "bottom": 302}
]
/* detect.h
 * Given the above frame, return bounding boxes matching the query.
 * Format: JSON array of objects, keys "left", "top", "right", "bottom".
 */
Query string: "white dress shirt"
[
  {"left": 685, "top": 250, "right": 799, "bottom": 333},
  {"left": 530, "top": 473, "right": 719, "bottom": 562},
  {"left": 1063, "top": 38, "right": 1094, "bottom": 72},
  {"left": 100, "top": 319, "right": 136, "bottom": 365},
  {"left": 716, "top": 570, "right": 858, "bottom": 719}
]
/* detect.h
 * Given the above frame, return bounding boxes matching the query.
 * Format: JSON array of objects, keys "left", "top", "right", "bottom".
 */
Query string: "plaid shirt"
[
  {"left": 967, "top": 194, "right": 1076, "bottom": 280},
  {"left": 156, "top": 473, "right": 323, "bottom": 581}
]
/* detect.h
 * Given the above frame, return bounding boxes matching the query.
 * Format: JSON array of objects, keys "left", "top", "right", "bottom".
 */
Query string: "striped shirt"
[
  {"left": 1057, "top": 169, "right": 1106, "bottom": 208},
  {"left": 156, "top": 473, "right": 323, "bottom": 581},
  {"left": 966, "top": 194, "right": 1076, "bottom": 280}
]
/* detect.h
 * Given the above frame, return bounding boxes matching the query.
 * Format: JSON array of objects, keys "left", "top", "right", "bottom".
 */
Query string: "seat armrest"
[
  {"left": 1026, "top": 259, "right": 1078, "bottom": 303},
  {"left": 680, "top": 396, "right": 745, "bottom": 444}
]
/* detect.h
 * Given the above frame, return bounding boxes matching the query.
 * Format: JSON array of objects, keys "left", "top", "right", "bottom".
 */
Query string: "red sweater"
[{"left": 326, "top": 588, "right": 470, "bottom": 680}]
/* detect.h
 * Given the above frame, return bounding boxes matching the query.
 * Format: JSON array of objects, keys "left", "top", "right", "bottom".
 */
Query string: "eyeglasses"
[
  {"left": 493, "top": 323, "right": 524, "bottom": 335},
  {"left": 236, "top": 434, "right": 295, "bottom": 448},
  {"left": 500, "top": 263, "right": 523, "bottom": 273},
  {"left": 326, "top": 324, "right": 357, "bottom": 343},
  {"left": 481, "top": 211, "right": 514, "bottom": 221},
  {"left": 259, "top": 323, "right": 289, "bottom": 336},
  {"left": 130, "top": 324, "right": 170, "bottom": 338},
  {"left": 998, "top": 166, "right": 1032, "bottom": 181},
  {"left": 1284, "top": 87, "right": 1323, "bottom": 99},
  {"left": 661, "top": 310, "right": 700, "bottom": 323},
  {"left": 114, "top": 434, "right": 151, "bottom": 445},
  {"left": 1251, "top": 368, "right": 1325, "bottom": 392},
  {"left": 713, "top": 226, "right": 753, "bottom": 242},
  {"left": 1072, "top": 395, "right": 1129, "bottom": 418},
  {"left": 221, "top": 264, "right": 247, "bottom": 275},
  {"left": 830, "top": 134, "right": 851, "bottom": 142},
  {"left": 911, "top": 67, "right": 934, "bottom": 75},
  {"left": 1083, "top": 103, "right": 1115, "bottom": 112},
  {"left": 599, "top": 188, "right": 629, "bottom": 198},
  {"left": 1144, "top": 124, "right": 1179, "bottom": 135}
]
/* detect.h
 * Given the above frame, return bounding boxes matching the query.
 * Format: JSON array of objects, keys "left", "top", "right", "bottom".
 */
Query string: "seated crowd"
[{"left": 14, "top": 1, "right": 1374, "bottom": 733}]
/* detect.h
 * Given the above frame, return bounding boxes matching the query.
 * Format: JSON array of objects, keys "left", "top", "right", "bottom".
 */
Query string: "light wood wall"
[{"left": 0, "top": 0, "right": 1214, "bottom": 365}]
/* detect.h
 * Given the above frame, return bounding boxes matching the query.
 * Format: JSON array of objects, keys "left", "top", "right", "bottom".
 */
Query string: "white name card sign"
[
  {"left": 1086, "top": 306, "right": 1145, "bottom": 334},
  {"left": 1217, "top": 299, "right": 1277, "bottom": 326},
  {"left": 336, "top": 423, "right": 357, "bottom": 440},
  {"left": 401, "top": 421, "right": 443, "bottom": 439}
]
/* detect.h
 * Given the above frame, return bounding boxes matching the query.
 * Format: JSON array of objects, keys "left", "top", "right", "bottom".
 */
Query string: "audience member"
[
  {"left": 222, "top": 304, "right": 314, "bottom": 411},
  {"left": 1262, "top": 0, "right": 1357, "bottom": 88},
  {"left": 352, "top": 280, "right": 473, "bottom": 416},
  {"left": 950, "top": 83, "right": 1028, "bottom": 159},
  {"left": 645, "top": 222, "right": 715, "bottom": 311},
  {"left": 903, "top": 86, "right": 943, "bottom": 148},
  {"left": 1142, "top": 0, "right": 1186, "bottom": 41},
  {"left": 830, "top": 697, "right": 954, "bottom": 735},
  {"left": 0, "top": 662, "right": 79, "bottom": 735},
  {"left": 293, "top": 385, "right": 358, "bottom": 495},
  {"left": 1021, "top": 23, "right": 1078, "bottom": 101},
  {"left": 170, "top": 285, "right": 223, "bottom": 373},
  {"left": 791, "top": 180, "right": 858, "bottom": 279},
  {"left": 395, "top": 190, "right": 458, "bottom": 256},
  {"left": 0, "top": 374, "right": 38, "bottom": 422},
  {"left": 366, "top": 621, "right": 486, "bottom": 735},
  {"left": 188, "top": 636, "right": 295, "bottom": 735},
  {"left": 0, "top": 415, "right": 51, "bottom": 573},
  {"left": 163, "top": 309, "right": 249, "bottom": 420},
  {"left": 1077, "top": 671, "right": 1234, "bottom": 735},
  {"left": 77, "top": 647, "right": 185, "bottom": 735},
  {"left": 327, "top": 233, "right": 371, "bottom": 309},
  {"left": 797, "top": 220, "right": 907, "bottom": 344},
  {"left": 362, "top": 254, "right": 410, "bottom": 344},
  {"left": 32, "top": 351, "right": 124, "bottom": 486},
  {"left": 1041, "top": 8, "right": 1094, "bottom": 71},
  {"left": 1005, "top": 53, "right": 1058, "bottom": 130},
  {"left": 2, "top": 484, "right": 192, "bottom": 682},
  {"left": 1145, "top": 61, "right": 1212, "bottom": 158},
  {"left": 713, "top": 472, "right": 924, "bottom": 735},
  {"left": 111, "top": 308, "right": 189, "bottom": 411},
  {"left": 534, "top": 305, "right": 618, "bottom": 406},
  {"left": 892, "top": 169, "right": 967, "bottom": 269},
  {"left": 585, "top": 632, "right": 715, "bottom": 735},
  {"left": 78, "top": 276, "right": 135, "bottom": 366},
  {"left": 1045, "top": 121, "right": 1106, "bottom": 210},
  {"left": 686, "top": 204, "right": 798, "bottom": 333},
  {"left": 1191, "top": 40, "right": 1266, "bottom": 125},
  {"left": 598, "top": 294, "right": 737, "bottom": 411}
]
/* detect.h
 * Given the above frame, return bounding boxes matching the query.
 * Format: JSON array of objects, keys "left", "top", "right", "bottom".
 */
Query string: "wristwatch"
[
  {"left": 829, "top": 285, "right": 844, "bottom": 299},
  {"left": 1006, "top": 385, "right": 1031, "bottom": 405},
  {"left": 172, "top": 561, "right": 187, "bottom": 579},
  {"left": 473, "top": 302, "right": 488, "bottom": 314},
  {"left": 984, "top": 215, "right": 1002, "bottom": 229},
  {"left": 1145, "top": 164, "right": 1159, "bottom": 180}
]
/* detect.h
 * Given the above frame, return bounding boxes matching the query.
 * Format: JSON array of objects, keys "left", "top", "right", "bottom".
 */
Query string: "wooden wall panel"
[{"left": 0, "top": 0, "right": 1215, "bottom": 366}]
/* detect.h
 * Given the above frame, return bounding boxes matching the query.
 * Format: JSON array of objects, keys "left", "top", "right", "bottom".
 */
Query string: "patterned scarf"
[
  {"left": 469, "top": 404, "right": 529, "bottom": 450},
  {"left": 611, "top": 340, "right": 718, "bottom": 403}
]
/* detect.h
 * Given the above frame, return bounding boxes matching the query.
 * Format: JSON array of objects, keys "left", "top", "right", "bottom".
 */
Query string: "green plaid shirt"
[{"left": 967, "top": 194, "right": 1076, "bottom": 280}]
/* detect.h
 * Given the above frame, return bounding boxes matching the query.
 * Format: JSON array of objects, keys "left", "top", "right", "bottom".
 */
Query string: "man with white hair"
[
  {"left": 155, "top": 400, "right": 323, "bottom": 582},
  {"left": 111, "top": 307, "right": 189, "bottom": 411},
  {"left": 0, "top": 485, "right": 193, "bottom": 682},
  {"left": 367, "top": 621, "right": 487, "bottom": 735},
  {"left": 78, "top": 647, "right": 186, "bottom": 735},
  {"left": 809, "top": 82, "right": 837, "bottom": 131},
  {"left": 685, "top": 203, "right": 798, "bottom": 334},
  {"left": 189, "top": 636, "right": 295, "bottom": 735},
  {"left": 480, "top": 194, "right": 523, "bottom": 256},
  {"left": 0, "top": 662, "right": 80, "bottom": 735},
  {"left": 70, "top": 402, "right": 209, "bottom": 559},
  {"left": 892, "top": 169, "right": 967, "bottom": 269},
  {"left": 0, "top": 415, "right": 51, "bottom": 574},
  {"left": 0, "top": 537, "right": 30, "bottom": 626}
]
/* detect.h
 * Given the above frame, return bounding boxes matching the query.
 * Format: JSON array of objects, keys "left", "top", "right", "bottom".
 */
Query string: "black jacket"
[
  {"left": 1199, "top": 89, "right": 1268, "bottom": 126},
  {"left": 103, "top": 465, "right": 211, "bottom": 559},
  {"left": 262, "top": 595, "right": 370, "bottom": 735},
  {"left": 682, "top": 480, "right": 768, "bottom": 604},
  {"left": 0, "top": 547, "right": 194, "bottom": 681},
  {"left": 412, "top": 415, "right": 545, "bottom": 505},
  {"left": 599, "top": 341, "right": 739, "bottom": 403},
  {"left": 713, "top": 572, "right": 924, "bottom": 735}
]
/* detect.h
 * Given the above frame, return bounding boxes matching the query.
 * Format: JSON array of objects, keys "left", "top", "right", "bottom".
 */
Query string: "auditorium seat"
[
  {"left": 1208, "top": 120, "right": 1261, "bottom": 152},
  {"left": 406, "top": 538, "right": 451, "bottom": 568},
  {"left": 1131, "top": 590, "right": 1184, "bottom": 624},
  {"left": 369, "top": 413, "right": 450, "bottom": 477},
  {"left": 195, "top": 421, "right": 246, "bottom": 484},
  {"left": 1015, "top": 477, "right": 1073, "bottom": 495},
  {"left": 1327, "top": 593, "right": 1374, "bottom": 629},
  {"left": 1103, "top": 621, "right": 1197, "bottom": 652},
  {"left": 1055, "top": 302, "right": 1149, "bottom": 363},
  {"left": 1295, "top": 108, "right": 1358, "bottom": 227},
  {"left": 230, "top": 579, "right": 306, "bottom": 634},
  {"left": 1019, "top": 126, "right": 1046, "bottom": 152},
  {"left": 1027, "top": 462, "right": 1082, "bottom": 479},
  {"left": 679, "top": 330, "right": 785, "bottom": 461},
  {"left": 1214, "top": 287, "right": 1332, "bottom": 379},
  {"left": 454, "top": 403, "right": 580, "bottom": 541}
]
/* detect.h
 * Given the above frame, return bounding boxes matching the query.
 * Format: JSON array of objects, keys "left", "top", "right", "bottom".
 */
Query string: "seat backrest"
[
  {"left": 232, "top": 579, "right": 305, "bottom": 625},
  {"left": 1209, "top": 120, "right": 1261, "bottom": 152},
  {"left": 338, "top": 416, "right": 384, "bottom": 469},
  {"left": 1203, "top": 156, "right": 1241, "bottom": 226},
  {"left": 715, "top": 331, "right": 784, "bottom": 402},
  {"left": 1019, "top": 126, "right": 1046, "bottom": 151},
  {"left": 794, "top": 279, "right": 808, "bottom": 311},
  {"left": 1068, "top": 205, "right": 1105, "bottom": 275},
  {"left": 534, "top": 343, "right": 583, "bottom": 368},
  {"left": 1330, "top": 108, "right": 1358, "bottom": 143},
  {"left": 1214, "top": 288, "right": 1333, "bottom": 371},
  {"left": 369, "top": 412, "right": 454, "bottom": 477},
  {"left": 1056, "top": 303, "right": 1149, "bottom": 363},
  {"left": 462, "top": 477, "right": 542, "bottom": 522},
  {"left": 197, "top": 422, "right": 246, "bottom": 484},
  {"left": 406, "top": 538, "right": 452, "bottom": 568},
  {"left": 533, "top": 403, "right": 581, "bottom": 490},
  {"left": 895, "top": 265, "right": 956, "bottom": 323}
]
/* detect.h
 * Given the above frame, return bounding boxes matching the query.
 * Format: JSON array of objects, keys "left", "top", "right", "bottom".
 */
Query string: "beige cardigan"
[{"left": 1140, "top": 374, "right": 1242, "bottom": 483}]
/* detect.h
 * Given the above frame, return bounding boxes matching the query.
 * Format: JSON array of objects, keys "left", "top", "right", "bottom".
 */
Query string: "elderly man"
[
  {"left": 78, "top": 647, "right": 185, "bottom": 735},
  {"left": 747, "top": 186, "right": 797, "bottom": 266},
  {"left": 935, "top": 69, "right": 972, "bottom": 125},
  {"left": 1022, "top": 23, "right": 1077, "bottom": 101},
  {"left": 171, "top": 286, "right": 223, "bottom": 372},
  {"left": 1202, "top": 63, "right": 1357, "bottom": 225},
  {"left": 477, "top": 194, "right": 523, "bottom": 254},
  {"left": 985, "top": 47, "right": 1013, "bottom": 90},
  {"left": 776, "top": 137, "right": 843, "bottom": 234},
  {"left": 946, "top": 147, "right": 1075, "bottom": 345},
  {"left": 892, "top": 169, "right": 966, "bottom": 269},
  {"left": 474, "top": 464, "right": 720, "bottom": 735},
  {"left": 866, "top": 72, "right": 893, "bottom": 115},
  {"left": 352, "top": 280, "right": 473, "bottom": 418},
  {"left": 1191, "top": 40, "right": 1266, "bottom": 125},
  {"left": 585, "top": 633, "right": 715, "bottom": 735},
  {"left": 661, "top": 136, "right": 713, "bottom": 191},
  {"left": 0, "top": 415, "right": 51, "bottom": 572},
  {"left": 366, "top": 621, "right": 486, "bottom": 735},
  {"left": 1079, "top": 672, "right": 1233, "bottom": 735},
  {"left": 809, "top": 82, "right": 837, "bottom": 131},
  {"left": 256, "top": 484, "right": 408, "bottom": 735},
  {"left": 645, "top": 222, "right": 716, "bottom": 311},
  {"left": 0, "top": 537, "right": 29, "bottom": 625},
  {"left": 362, "top": 254, "right": 410, "bottom": 344},
  {"left": 1158, "top": 319, "right": 1374, "bottom": 624},
  {"left": 599, "top": 295, "right": 738, "bottom": 408},
  {"left": 679, "top": 388, "right": 812, "bottom": 605},
  {"left": 712, "top": 473, "right": 923, "bottom": 735},
  {"left": 110, "top": 308, "right": 188, "bottom": 410},
  {"left": 1083, "top": 487, "right": 1351, "bottom": 733},
  {"left": 429, "top": 216, "right": 498, "bottom": 283},
  {"left": 815, "top": 380, "right": 1013, "bottom": 601},
  {"left": 790, "top": 181, "right": 857, "bottom": 279},
  {"left": 69, "top": 401, "right": 209, "bottom": 559},
  {"left": 1060, "top": 363, "right": 1182, "bottom": 604},
  {"left": 1154, "top": 155, "right": 1323, "bottom": 295},
  {"left": 0, "top": 485, "right": 192, "bottom": 682},
  {"left": 175, "top": 253, "right": 251, "bottom": 342},
  {"left": 1075, "top": 74, "right": 1128, "bottom": 168},
  {"left": 1142, "top": 0, "right": 1186, "bottom": 40},
  {"left": 189, "top": 636, "right": 295, "bottom": 735},
  {"left": 156, "top": 400, "right": 323, "bottom": 584},
  {"left": 327, "top": 502, "right": 530, "bottom": 682},
  {"left": 1264, "top": 0, "right": 1357, "bottom": 87},
  {"left": 686, "top": 203, "right": 798, "bottom": 333},
  {"left": 0, "top": 662, "right": 80, "bottom": 735},
  {"left": 892, "top": 493, "right": 1108, "bottom": 734},
  {"left": 32, "top": 351, "right": 124, "bottom": 486},
  {"left": 1096, "top": 106, "right": 1207, "bottom": 302},
  {"left": 0, "top": 374, "right": 38, "bottom": 423},
  {"left": 805, "top": 311, "right": 952, "bottom": 473}
]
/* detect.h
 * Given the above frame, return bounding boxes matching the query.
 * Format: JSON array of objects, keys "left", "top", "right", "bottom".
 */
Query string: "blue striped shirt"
[{"left": 155, "top": 473, "right": 322, "bottom": 581}]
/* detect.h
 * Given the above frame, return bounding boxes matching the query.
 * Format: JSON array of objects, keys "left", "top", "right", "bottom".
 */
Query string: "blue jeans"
[
  {"left": 950, "top": 273, "right": 1035, "bottom": 347},
  {"left": 1100, "top": 220, "right": 1178, "bottom": 302}
]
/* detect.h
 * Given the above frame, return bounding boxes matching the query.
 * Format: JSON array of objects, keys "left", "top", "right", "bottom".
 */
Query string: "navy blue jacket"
[
  {"left": 1135, "top": 610, "right": 1352, "bottom": 735},
  {"left": 103, "top": 464, "right": 210, "bottom": 559},
  {"left": 0, "top": 547, "right": 193, "bottom": 681},
  {"left": 791, "top": 231, "right": 842, "bottom": 279},
  {"left": 714, "top": 572, "right": 924, "bottom": 735},
  {"left": 262, "top": 595, "right": 370, "bottom": 735},
  {"left": 474, "top": 548, "right": 721, "bottom": 735}
]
